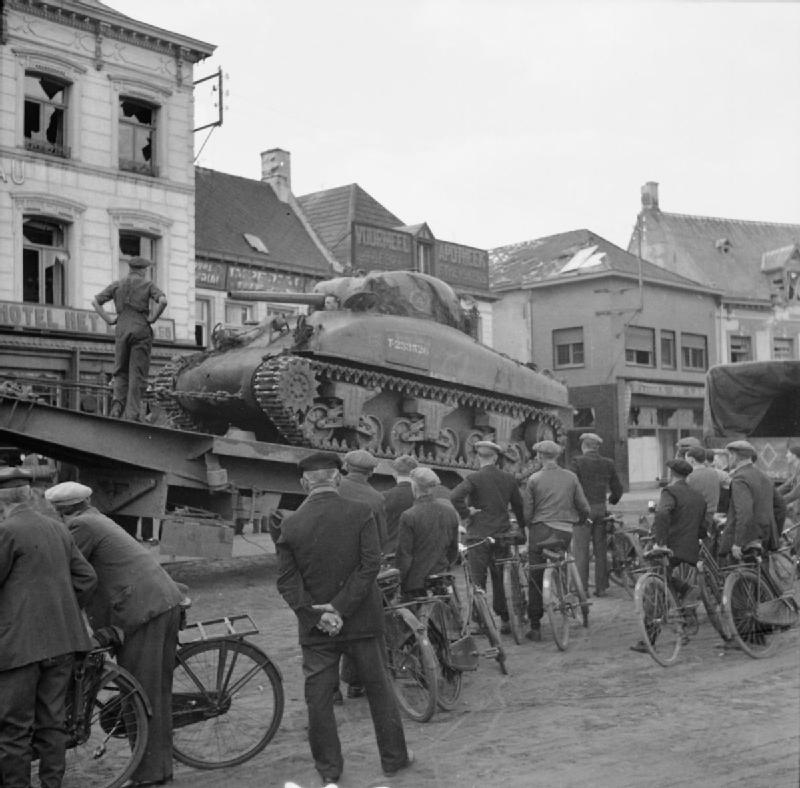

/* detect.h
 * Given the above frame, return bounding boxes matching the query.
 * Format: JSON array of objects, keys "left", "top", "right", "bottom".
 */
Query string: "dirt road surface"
[{"left": 164, "top": 551, "right": 800, "bottom": 788}]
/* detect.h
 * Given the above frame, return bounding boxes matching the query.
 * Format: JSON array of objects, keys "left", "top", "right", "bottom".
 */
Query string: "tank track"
[{"left": 252, "top": 354, "right": 566, "bottom": 468}]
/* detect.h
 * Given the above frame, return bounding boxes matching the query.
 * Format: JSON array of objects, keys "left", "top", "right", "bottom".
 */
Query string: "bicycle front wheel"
[
  {"left": 472, "top": 591, "right": 508, "bottom": 674},
  {"left": 543, "top": 566, "right": 570, "bottom": 651},
  {"left": 634, "top": 574, "right": 682, "bottom": 667},
  {"left": 608, "top": 532, "right": 641, "bottom": 597},
  {"left": 384, "top": 608, "right": 438, "bottom": 722},
  {"left": 63, "top": 664, "right": 148, "bottom": 788},
  {"left": 722, "top": 568, "right": 780, "bottom": 659},
  {"left": 568, "top": 559, "right": 590, "bottom": 628},
  {"left": 172, "top": 639, "right": 284, "bottom": 768},
  {"left": 502, "top": 561, "right": 528, "bottom": 645},
  {"left": 420, "top": 601, "right": 463, "bottom": 711}
]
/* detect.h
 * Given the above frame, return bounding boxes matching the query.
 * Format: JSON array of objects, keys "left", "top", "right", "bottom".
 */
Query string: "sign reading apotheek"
[
  {"left": 352, "top": 222, "right": 414, "bottom": 272},
  {"left": 434, "top": 241, "right": 489, "bottom": 290},
  {"left": 227, "top": 266, "right": 308, "bottom": 292},
  {"left": 0, "top": 301, "right": 175, "bottom": 341}
]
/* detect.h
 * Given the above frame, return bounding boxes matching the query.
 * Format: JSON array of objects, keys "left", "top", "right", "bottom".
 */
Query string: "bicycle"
[
  {"left": 378, "top": 565, "right": 440, "bottom": 722},
  {"left": 695, "top": 515, "right": 735, "bottom": 641},
  {"left": 530, "top": 535, "right": 590, "bottom": 651},
  {"left": 604, "top": 513, "right": 647, "bottom": 598},
  {"left": 720, "top": 542, "right": 799, "bottom": 659},
  {"left": 62, "top": 603, "right": 285, "bottom": 787},
  {"left": 494, "top": 530, "right": 529, "bottom": 644},
  {"left": 633, "top": 546, "right": 699, "bottom": 667}
]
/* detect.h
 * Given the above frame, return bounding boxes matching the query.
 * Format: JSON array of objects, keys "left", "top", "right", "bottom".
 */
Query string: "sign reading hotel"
[
  {"left": 352, "top": 222, "right": 413, "bottom": 272},
  {"left": 0, "top": 301, "right": 175, "bottom": 341},
  {"left": 434, "top": 241, "right": 490, "bottom": 290},
  {"left": 227, "top": 266, "right": 309, "bottom": 293}
]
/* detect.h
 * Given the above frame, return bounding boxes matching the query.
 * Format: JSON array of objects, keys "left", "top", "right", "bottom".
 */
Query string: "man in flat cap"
[
  {"left": 382, "top": 455, "right": 418, "bottom": 558},
  {"left": 719, "top": 441, "right": 785, "bottom": 560},
  {"left": 630, "top": 459, "right": 707, "bottom": 653},
  {"left": 337, "top": 449, "right": 388, "bottom": 699},
  {"left": 276, "top": 452, "right": 410, "bottom": 785},
  {"left": 45, "top": 480, "right": 183, "bottom": 787},
  {"left": 396, "top": 467, "right": 460, "bottom": 599},
  {"left": 451, "top": 440, "right": 526, "bottom": 634},
  {"left": 525, "top": 440, "right": 591, "bottom": 641},
  {"left": 92, "top": 255, "right": 168, "bottom": 421},
  {"left": 568, "top": 433, "right": 623, "bottom": 598},
  {"left": 0, "top": 469, "right": 96, "bottom": 788}
]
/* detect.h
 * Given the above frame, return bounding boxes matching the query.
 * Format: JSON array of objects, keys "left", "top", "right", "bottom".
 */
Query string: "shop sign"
[
  {"left": 227, "top": 266, "right": 308, "bottom": 293},
  {"left": 628, "top": 381, "right": 703, "bottom": 399},
  {"left": 195, "top": 261, "right": 228, "bottom": 290},
  {"left": 434, "top": 241, "right": 489, "bottom": 290},
  {"left": 385, "top": 331, "right": 431, "bottom": 370},
  {"left": 0, "top": 301, "right": 174, "bottom": 341},
  {"left": 352, "top": 222, "right": 413, "bottom": 272}
]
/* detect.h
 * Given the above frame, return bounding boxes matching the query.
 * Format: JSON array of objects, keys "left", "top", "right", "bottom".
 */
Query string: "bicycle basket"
[{"left": 446, "top": 634, "right": 480, "bottom": 672}]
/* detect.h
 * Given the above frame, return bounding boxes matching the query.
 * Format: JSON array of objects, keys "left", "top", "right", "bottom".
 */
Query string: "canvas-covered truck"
[{"left": 703, "top": 360, "right": 800, "bottom": 481}]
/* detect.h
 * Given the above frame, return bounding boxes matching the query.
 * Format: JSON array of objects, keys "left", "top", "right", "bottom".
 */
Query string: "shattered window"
[
  {"left": 24, "top": 73, "right": 68, "bottom": 157},
  {"left": 119, "top": 98, "right": 157, "bottom": 175}
]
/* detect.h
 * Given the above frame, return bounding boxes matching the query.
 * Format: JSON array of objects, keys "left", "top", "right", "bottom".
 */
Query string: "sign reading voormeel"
[
  {"left": 352, "top": 222, "right": 414, "bottom": 272},
  {"left": 0, "top": 301, "right": 175, "bottom": 341},
  {"left": 385, "top": 332, "right": 431, "bottom": 370}
]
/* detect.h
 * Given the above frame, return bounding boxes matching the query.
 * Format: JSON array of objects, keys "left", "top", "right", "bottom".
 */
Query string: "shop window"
[
  {"left": 22, "top": 218, "right": 67, "bottom": 305},
  {"left": 195, "top": 298, "right": 211, "bottom": 346},
  {"left": 119, "top": 97, "right": 157, "bottom": 175},
  {"left": 24, "top": 72, "right": 69, "bottom": 157},
  {"left": 729, "top": 335, "right": 753, "bottom": 363},
  {"left": 625, "top": 326, "right": 655, "bottom": 367},
  {"left": 119, "top": 231, "right": 157, "bottom": 280},
  {"left": 660, "top": 330, "right": 676, "bottom": 369},
  {"left": 773, "top": 337, "right": 794, "bottom": 360},
  {"left": 553, "top": 327, "right": 584, "bottom": 368},
  {"left": 681, "top": 333, "right": 708, "bottom": 371},
  {"left": 225, "top": 302, "right": 254, "bottom": 326}
]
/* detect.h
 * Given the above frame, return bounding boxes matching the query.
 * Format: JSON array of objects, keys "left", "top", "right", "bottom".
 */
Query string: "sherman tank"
[{"left": 152, "top": 270, "right": 571, "bottom": 471}]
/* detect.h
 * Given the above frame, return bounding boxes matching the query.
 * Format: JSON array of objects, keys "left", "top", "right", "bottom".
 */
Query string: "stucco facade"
[{"left": 0, "top": 0, "right": 212, "bottom": 409}]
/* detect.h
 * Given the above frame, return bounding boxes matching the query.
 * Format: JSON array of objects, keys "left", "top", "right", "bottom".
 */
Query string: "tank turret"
[{"left": 151, "top": 270, "right": 571, "bottom": 473}]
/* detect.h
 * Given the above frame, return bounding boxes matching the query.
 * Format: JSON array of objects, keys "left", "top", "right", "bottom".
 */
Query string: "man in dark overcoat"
[
  {"left": 396, "top": 467, "right": 460, "bottom": 598},
  {"left": 568, "top": 432, "right": 623, "bottom": 597},
  {"left": 451, "top": 440, "right": 526, "bottom": 632},
  {"left": 382, "top": 454, "right": 418, "bottom": 557},
  {"left": 719, "top": 440, "right": 785, "bottom": 559},
  {"left": 0, "top": 469, "right": 97, "bottom": 788},
  {"left": 45, "top": 481, "right": 183, "bottom": 787},
  {"left": 276, "top": 452, "right": 411, "bottom": 785}
]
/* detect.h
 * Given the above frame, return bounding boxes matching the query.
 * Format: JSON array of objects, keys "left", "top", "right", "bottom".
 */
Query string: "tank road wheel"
[
  {"left": 356, "top": 414, "right": 384, "bottom": 452},
  {"left": 433, "top": 428, "right": 459, "bottom": 463},
  {"left": 302, "top": 405, "right": 334, "bottom": 445},
  {"left": 389, "top": 418, "right": 418, "bottom": 456}
]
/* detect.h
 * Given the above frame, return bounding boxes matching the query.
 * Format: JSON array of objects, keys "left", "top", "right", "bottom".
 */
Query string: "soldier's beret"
[
  {"left": 725, "top": 440, "right": 757, "bottom": 458},
  {"left": 579, "top": 433, "right": 603, "bottom": 445},
  {"left": 410, "top": 466, "right": 440, "bottom": 488},
  {"left": 343, "top": 449, "right": 379, "bottom": 470},
  {"left": 45, "top": 481, "right": 93, "bottom": 505},
  {"left": 0, "top": 466, "right": 33, "bottom": 489},
  {"left": 298, "top": 452, "right": 342, "bottom": 472},
  {"left": 532, "top": 440, "right": 562, "bottom": 456},
  {"left": 392, "top": 454, "right": 419, "bottom": 474},
  {"left": 127, "top": 256, "right": 153, "bottom": 269},
  {"left": 474, "top": 440, "right": 503, "bottom": 455},
  {"left": 666, "top": 459, "right": 693, "bottom": 477}
]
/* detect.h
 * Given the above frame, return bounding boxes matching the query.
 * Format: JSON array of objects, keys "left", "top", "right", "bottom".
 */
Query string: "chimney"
[
  {"left": 641, "top": 181, "right": 659, "bottom": 211},
  {"left": 261, "top": 148, "right": 291, "bottom": 202}
]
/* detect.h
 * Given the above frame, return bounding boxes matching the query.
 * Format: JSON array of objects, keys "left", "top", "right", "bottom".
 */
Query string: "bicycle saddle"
[
  {"left": 377, "top": 567, "right": 400, "bottom": 585},
  {"left": 644, "top": 546, "right": 673, "bottom": 559}
]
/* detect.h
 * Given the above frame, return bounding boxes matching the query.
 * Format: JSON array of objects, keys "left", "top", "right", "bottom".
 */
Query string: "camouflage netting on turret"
[{"left": 313, "top": 271, "right": 463, "bottom": 329}]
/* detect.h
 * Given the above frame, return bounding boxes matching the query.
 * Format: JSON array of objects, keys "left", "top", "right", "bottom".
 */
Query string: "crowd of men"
[{"left": 1, "top": 430, "right": 795, "bottom": 788}]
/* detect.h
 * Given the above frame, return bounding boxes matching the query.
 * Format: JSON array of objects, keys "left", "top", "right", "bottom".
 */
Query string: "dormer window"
[
  {"left": 715, "top": 238, "right": 731, "bottom": 254},
  {"left": 762, "top": 244, "right": 800, "bottom": 305}
]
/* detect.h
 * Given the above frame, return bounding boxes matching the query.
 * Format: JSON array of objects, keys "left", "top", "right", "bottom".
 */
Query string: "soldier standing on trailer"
[{"left": 92, "top": 256, "right": 167, "bottom": 421}]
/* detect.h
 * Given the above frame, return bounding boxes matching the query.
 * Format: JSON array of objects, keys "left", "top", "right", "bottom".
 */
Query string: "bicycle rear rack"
[{"left": 180, "top": 613, "right": 259, "bottom": 642}]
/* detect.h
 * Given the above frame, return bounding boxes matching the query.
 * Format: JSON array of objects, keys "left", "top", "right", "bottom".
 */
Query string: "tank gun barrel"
[{"left": 227, "top": 291, "right": 327, "bottom": 307}]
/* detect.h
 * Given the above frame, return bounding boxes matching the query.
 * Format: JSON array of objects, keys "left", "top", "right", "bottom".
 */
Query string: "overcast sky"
[{"left": 111, "top": 0, "right": 800, "bottom": 252}]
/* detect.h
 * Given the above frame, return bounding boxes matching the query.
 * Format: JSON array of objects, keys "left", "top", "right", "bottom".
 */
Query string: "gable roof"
[
  {"left": 194, "top": 167, "right": 334, "bottom": 277},
  {"left": 490, "top": 228, "right": 713, "bottom": 293},
  {"left": 297, "top": 184, "right": 404, "bottom": 266},
  {"left": 630, "top": 211, "right": 800, "bottom": 301}
]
